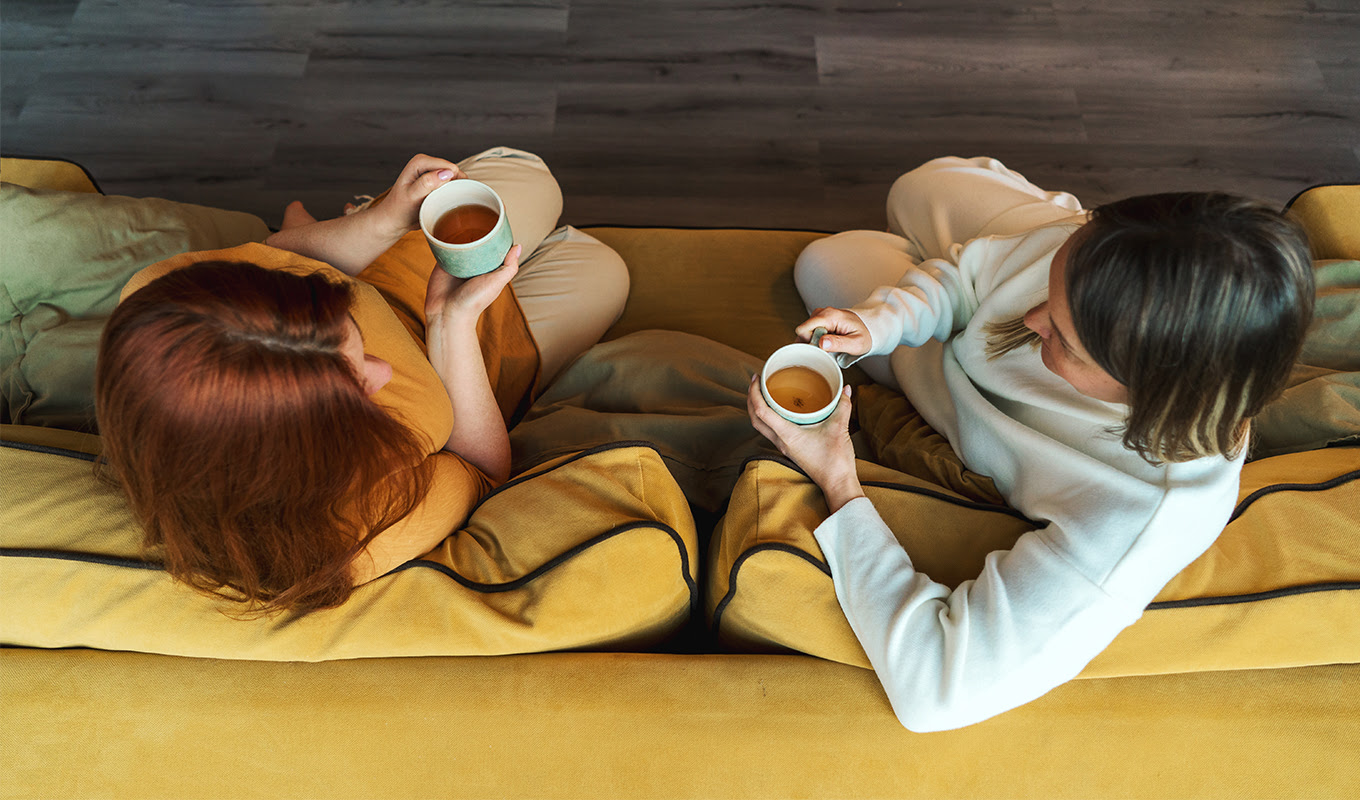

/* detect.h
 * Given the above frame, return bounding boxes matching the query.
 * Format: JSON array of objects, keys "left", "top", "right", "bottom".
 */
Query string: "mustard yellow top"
[{"left": 121, "top": 234, "right": 541, "bottom": 577}]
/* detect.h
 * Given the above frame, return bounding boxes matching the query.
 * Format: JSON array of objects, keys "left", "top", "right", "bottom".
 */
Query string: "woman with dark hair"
[
  {"left": 97, "top": 148, "right": 629, "bottom": 614},
  {"left": 748, "top": 156, "right": 1315, "bottom": 731}
]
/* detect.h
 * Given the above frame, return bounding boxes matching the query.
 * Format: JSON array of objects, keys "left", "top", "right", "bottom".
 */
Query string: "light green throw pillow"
[
  {"left": 1252, "top": 259, "right": 1360, "bottom": 459},
  {"left": 0, "top": 183, "right": 270, "bottom": 430}
]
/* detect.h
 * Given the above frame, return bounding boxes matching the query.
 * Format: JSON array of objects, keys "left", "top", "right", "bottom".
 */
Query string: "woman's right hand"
[
  {"left": 371, "top": 153, "right": 463, "bottom": 239},
  {"left": 425, "top": 245, "right": 523, "bottom": 328},
  {"left": 797, "top": 307, "right": 872, "bottom": 357}
]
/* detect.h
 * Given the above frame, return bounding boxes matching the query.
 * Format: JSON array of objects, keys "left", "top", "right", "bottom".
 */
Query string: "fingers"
[
  {"left": 816, "top": 333, "right": 855, "bottom": 353},
  {"left": 502, "top": 243, "right": 523, "bottom": 271},
  {"left": 828, "top": 385, "right": 854, "bottom": 431},
  {"left": 410, "top": 166, "right": 458, "bottom": 204},
  {"left": 746, "top": 376, "right": 781, "bottom": 442},
  {"left": 796, "top": 307, "right": 870, "bottom": 356},
  {"left": 794, "top": 312, "right": 828, "bottom": 342},
  {"left": 396, "top": 154, "right": 464, "bottom": 207},
  {"left": 796, "top": 307, "right": 853, "bottom": 339},
  {"left": 399, "top": 154, "right": 461, "bottom": 185},
  {"left": 478, "top": 245, "right": 523, "bottom": 293}
]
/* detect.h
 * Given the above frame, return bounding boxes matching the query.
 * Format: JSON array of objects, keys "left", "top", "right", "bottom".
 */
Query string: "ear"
[{"left": 361, "top": 355, "right": 393, "bottom": 396}]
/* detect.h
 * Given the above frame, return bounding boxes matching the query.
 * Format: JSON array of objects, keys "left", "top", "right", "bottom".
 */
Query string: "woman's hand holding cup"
[
  {"left": 797, "top": 307, "right": 872, "bottom": 359},
  {"left": 747, "top": 375, "right": 864, "bottom": 513},
  {"left": 373, "top": 154, "right": 464, "bottom": 238},
  {"left": 425, "top": 245, "right": 522, "bottom": 329}
]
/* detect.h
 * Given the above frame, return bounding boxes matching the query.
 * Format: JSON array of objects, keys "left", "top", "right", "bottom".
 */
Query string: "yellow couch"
[{"left": 2, "top": 158, "right": 1358, "bottom": 799}]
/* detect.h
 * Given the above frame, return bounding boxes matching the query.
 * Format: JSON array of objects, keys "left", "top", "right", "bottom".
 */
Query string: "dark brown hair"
[
  {"left": 1068, "top": 192, "right": 1314, "bottom": 462},
  {"left": 96, "top": 261, "right": 432, "bottom": 614}
]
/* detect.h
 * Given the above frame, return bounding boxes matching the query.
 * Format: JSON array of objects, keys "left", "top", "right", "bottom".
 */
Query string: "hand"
[
  {"left": 797, "top": 308, "right": 872, "bottom": 358},
  {"left": 425, "top": 245, "right": 523, "bottom": 326},
  {"left": 371, "top": 153, "right": 464, "bottom": 238},
  {"left": 748, "top": 375, "right": 864, "bottom": 512}
]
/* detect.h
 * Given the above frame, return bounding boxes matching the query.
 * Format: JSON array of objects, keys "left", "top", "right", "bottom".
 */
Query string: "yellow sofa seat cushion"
[
  {"left": 707, "top": 449, "right": 1360, "bottom": 677},
  {"left": 586, "top": 226, "right": 827, "bottom": 362},
  {"left": 0, "top": 427, "right": 698, "bottom": 660}
]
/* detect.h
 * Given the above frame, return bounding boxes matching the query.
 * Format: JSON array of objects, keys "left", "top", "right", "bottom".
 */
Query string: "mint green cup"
[{"left": 418, "top": 179, "right": 514, "bottom": 278}]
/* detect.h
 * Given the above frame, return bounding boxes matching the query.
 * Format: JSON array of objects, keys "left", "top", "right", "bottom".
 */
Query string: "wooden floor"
[{"left": 4, "top": 0, "right": 1358, "bottom": 231}]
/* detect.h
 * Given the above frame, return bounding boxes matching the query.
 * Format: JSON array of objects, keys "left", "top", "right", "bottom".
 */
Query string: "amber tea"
[
  {"left": 765, "top": 365, "right": 834, "bottom": 413},
  {"left": 432, "top": 203, "right": 499, "bottom": 245}
]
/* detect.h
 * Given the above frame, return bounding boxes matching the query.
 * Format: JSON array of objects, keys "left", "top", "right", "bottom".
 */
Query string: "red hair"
[{"left": 96, "top": 261, "right": 432, "bottom": 614}]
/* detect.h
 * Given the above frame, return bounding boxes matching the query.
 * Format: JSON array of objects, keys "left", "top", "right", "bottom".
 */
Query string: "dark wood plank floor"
[{"left": 4, "top": 0, "right": 1358, "bottom": 231}]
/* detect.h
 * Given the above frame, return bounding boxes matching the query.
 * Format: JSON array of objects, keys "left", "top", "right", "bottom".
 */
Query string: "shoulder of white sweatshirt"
[{"left": 815, "top": 222, "right": 1246, "bottom": 731}]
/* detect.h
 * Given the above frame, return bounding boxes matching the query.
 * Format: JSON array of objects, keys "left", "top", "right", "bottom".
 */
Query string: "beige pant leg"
[
  {"left": 456, "top": 147, "right": 629, "bottom": 385},
  {"left": 511, "top": 226, "right": 630, "bottom": 386},
  {"left": 795, "top": 156, "right": 1083, "bottom": 387},
  {"left": 457, "top": 147, "right": 562, "bottom": 258},
  {"left": 795, "top": 231, "right": 914, "bottom": 386},
  {"left": 886, "top": 155, "right": 1084, "bottom": 259}
]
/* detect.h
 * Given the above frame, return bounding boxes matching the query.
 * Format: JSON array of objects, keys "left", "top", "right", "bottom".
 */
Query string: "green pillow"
[
  {"left": 0, "top": 183, "right": 270, "bottom": 430},
  {"left": 1252, "top": 259, "right": 1360, "bottom": 459}
]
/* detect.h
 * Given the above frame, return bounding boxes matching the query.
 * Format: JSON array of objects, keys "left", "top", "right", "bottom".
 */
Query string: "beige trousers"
[
  {"left": 458, "top": 147, "right": 629, "bottom": 384},
  {"left": 793, "top": 156, "right": 1084, "bottom": 386}
]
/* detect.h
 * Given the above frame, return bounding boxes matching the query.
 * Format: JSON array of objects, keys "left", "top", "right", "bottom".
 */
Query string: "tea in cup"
[
  {"left": 419, "top": 179, "right": 514, "bottom": 277},
  {"left": 760, "top": 328, "right": 844, "bottom": 424}
]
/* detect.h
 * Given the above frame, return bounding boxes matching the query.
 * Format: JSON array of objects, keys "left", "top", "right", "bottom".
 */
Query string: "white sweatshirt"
[{"left": 817, "top": 221, "right": 1244, "bottom": 732}]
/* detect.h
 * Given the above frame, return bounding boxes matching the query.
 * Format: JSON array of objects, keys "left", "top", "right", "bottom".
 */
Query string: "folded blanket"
[{"left": 510, "top": 330, "right": 781, "bottom": 512}]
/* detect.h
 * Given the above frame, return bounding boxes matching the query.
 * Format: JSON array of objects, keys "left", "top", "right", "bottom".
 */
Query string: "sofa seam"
[
  {"left": 1229, "top": 465, "right": 1360, "bottom": 523},
  {"left": 475, "top": 440, "right": 664, "bottom": 511},
  {"left": 1146, "top": 581, "right": 1360, "bottom": 610},
  {"left": 3, "top": 519, "right": 698, "bottom": 600},
  {"left": 739, "top": 454, "right": 1039, "bottom": 524}
]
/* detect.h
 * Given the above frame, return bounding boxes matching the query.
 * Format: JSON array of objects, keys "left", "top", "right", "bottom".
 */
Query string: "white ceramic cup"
[
  {"left": 418, "top": 179, "right": 514, "bottom": 278},
  {"left": 760, "top": 327, "right": 844, "bottom": 425}
]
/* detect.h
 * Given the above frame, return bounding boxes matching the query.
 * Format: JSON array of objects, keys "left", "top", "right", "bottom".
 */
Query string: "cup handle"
[{"left": 809, "top": 326, "right": 828, "bottom": 349}]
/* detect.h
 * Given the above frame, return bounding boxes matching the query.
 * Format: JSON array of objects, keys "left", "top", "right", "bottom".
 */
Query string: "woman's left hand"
[
  {"left": 748, "top": 375, "right": 865, "bottom": 512},
  {"left": 425, "top": 245, "right": 523, "bottom": 328}
]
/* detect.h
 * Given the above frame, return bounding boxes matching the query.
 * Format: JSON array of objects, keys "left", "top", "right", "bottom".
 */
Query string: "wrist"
[
  {"left": 425, "top": 309, "right": 480, "bottom": 334},
  {"left": 360, "top": 203, "right": 416, "bottom": 250},
  {"left": 818, "top": 469, "right": 865, "bottom": 513}
]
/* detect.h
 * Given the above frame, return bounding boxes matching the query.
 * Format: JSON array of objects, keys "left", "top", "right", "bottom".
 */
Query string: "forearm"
[
  {"left": 815, "top": 503, "right": 1140, "bottom": 731},
  {"left": 426, "top": 316, "right": 512, "bottom": 484},
  {"left": 264, "top": 207, "right": 406, "bottom": 277}
]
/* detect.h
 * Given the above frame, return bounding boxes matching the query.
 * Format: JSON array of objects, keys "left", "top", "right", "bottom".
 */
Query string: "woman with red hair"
[{"left": 97, "top": 148, "right": 628, "bottom": 614}]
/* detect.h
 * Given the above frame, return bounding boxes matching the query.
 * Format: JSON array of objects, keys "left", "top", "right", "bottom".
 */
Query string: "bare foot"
[{"left": 281, "top": 200, "right": 317, "bottom": 230}]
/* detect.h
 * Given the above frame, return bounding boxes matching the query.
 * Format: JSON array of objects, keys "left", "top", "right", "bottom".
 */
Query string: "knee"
[
  {"left": 461, "top": 146, "right": 562, "bottom": 202},
  {"left": 886, "top": 156, "right": 976, "bottom": 213},
  {"left": 535, "top": 227, "right": 630, "bottom": 325},
  {"left": 793, "top": 231, "right": 873, "bottom": 304},
  {"left": 592, "top": 241, "right": 631, "bottom": 325}
]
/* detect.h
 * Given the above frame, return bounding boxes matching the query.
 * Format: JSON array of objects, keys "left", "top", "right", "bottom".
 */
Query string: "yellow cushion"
[
  {"left": 588, "top": 226, "right": 828, "bottom": 361},
  {"left": 1288, "top": 184, "right": 1360, "bottom": 261},
  {"left": 0, "top": 426, "right": 698, "bottom": 660},
  {"left": 0, "top": 156, "right": 99, "bottom": 194},
  {"left": 708, "top": 449, "right": 1360, "bottom": 677}
]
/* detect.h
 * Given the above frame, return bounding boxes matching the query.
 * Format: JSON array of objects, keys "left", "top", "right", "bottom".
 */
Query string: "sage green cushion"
[
  {"left": 0, "top": 183, "right": 271, "bottom": 430},
  {"left": 1251, "top": 259, "right": 1360, "bottom": 459}
]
